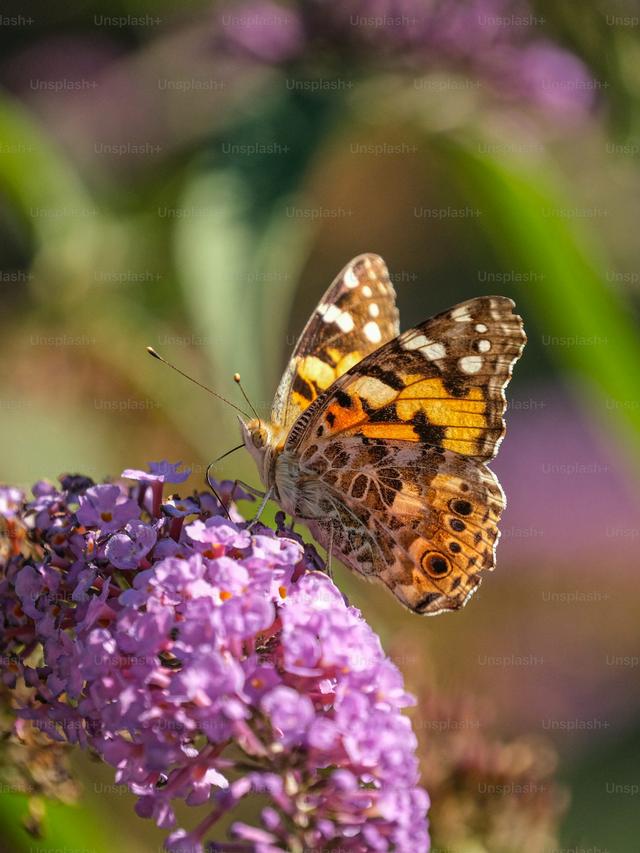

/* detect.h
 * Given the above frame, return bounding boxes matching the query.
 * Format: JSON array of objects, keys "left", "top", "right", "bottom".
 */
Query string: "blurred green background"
[{"left": 1, "top": 0, "right": 639, "bottom": 851}]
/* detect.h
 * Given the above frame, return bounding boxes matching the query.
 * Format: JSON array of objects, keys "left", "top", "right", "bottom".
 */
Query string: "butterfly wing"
[
  {"left": 272, "top": 253, "right": 399, "bottom": 432},
  {"left": 283, "top": 294, "right": 525, "bottom": 614},
  {"left": 298, "top": 441, "right": 505, "bottom": 614},
  {"left": 286, "top": 295, "right": 526, "bottom": 462}
]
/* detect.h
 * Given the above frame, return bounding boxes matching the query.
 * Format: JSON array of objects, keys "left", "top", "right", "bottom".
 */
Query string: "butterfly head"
[{"left": 239, "top": 417, "right": 282, "bottom": 485}]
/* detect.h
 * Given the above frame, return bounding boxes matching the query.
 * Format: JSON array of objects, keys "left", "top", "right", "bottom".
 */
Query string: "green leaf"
[
  {"left": 0, "top": 91, "right": 100, "bottom": 306},
  {"left": 439, "top": 136, "right": 640, "bottom": 460},
  {"left": 0, "top": 793, "right": 112, "bottom": 853}
]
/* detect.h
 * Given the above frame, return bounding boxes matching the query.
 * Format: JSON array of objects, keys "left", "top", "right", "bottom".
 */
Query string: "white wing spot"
[
  {"left": 321, "top": 304, "right": 340, "bottom": 323},
  {"left": 476, "top": 339, "right": 491, "bottom": 353},
  {"left": 475, "top": 323, "right": 488, "bottom": 333},
  {"left": 363, "top": 321, "right": 382, "bottom": 343},
  {"left": 403, "top": 334, "right": 445, "bottom": 360},
  {"left": 422, "top": 341, "right": 446, "bottom": 360},
  {"left": 451, "top": 305, "right": 471, "bottom": 322},
  {"left": 344, "top": 267, "right": 359, "bottom": 288},
  {"left": 336, "top": 311, "right": 355, "bottom": 333},
  {"left": 459, "top": 355, "right": 483, "bottom": 374},
  {"left": 352, "top": 375, "right": 397, "bottom": 405},
  {"left": 362, "top": 285, "right": 373, "bottom": 297},
  {"left": 368, "top": 303, "right": 380, "bottom": 318},
  {"left": 403, "top": 334, "right": 429, "bottom": 350}
]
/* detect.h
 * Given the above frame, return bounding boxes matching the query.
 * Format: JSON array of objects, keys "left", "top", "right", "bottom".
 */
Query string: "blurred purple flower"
[
  {"left": 220, "top": 0, "right": 305, "bottom": 63},
  {"left": 219, "top": 0, "right": 595, "bottom": 117},
  {"left": 0, "top": 464, "right": 429, "bottom": 852},
  {"left": 513, "top": 41, "right": 596, "bottom": 116},
  {"left": 0, "top": 486, "right": 24, "bottom": 517}
]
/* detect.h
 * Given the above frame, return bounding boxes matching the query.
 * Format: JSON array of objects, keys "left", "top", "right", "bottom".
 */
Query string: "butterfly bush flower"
[
  {"left": 0, "top": 468, "right": 429, "bottom": 852},
  {"left": 219, "top": 0, "right": 595, "bottom": 118}
]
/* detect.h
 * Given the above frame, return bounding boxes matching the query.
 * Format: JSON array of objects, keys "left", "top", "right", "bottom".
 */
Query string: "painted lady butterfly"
[{"left": 240, "top": 254, "right": 526, "bottom": 614}]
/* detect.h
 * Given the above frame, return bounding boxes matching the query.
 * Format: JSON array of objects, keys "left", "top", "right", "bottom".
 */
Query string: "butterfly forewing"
[
  {"left": 272, "top": 253, "right": 399, "bottom": 432},
  {"left": 286, "top": 295, "right": 526, "bottom": 462}
]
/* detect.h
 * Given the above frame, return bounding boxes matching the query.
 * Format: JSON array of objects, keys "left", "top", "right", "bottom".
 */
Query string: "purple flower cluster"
[
  {"left": 219, "top": 0, "right": 594, "bottom": 118},
  {"left": 0, "top": 465, "right": 429, "bottom": 852}
]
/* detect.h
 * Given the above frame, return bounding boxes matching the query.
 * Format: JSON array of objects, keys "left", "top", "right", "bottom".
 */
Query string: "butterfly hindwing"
[
  {"left": 286, "top": 295, "right": 526, "bottom": 462},
  {"left": 272, "top": 253, "right": 399, "bottom": 431},
  {"left": 299, "top": 440, "right": 505, "bottom": 614}
]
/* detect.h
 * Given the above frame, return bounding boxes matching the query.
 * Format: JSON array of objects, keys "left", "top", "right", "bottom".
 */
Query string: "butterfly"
[{"left": 240, "top": 254, "right": 526, "bottom": 615}]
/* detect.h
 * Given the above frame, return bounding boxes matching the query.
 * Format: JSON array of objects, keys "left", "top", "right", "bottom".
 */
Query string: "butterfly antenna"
[
  {"left": 233, "top": 373, "right": 261, "bottom": 424},
  {"left": 146, "top": 347, "right": 251, "bottom": 418}
]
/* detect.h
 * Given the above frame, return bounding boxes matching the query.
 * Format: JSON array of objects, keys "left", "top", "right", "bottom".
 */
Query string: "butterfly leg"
[
  {"left": 326, "top": 523, "right": 334, "bottom": 581},
  {"left": 233, "top": 479, "right": 266, "bottom": 499},
  {"left": 206, "top": 470, "right": 265, "bottom": 520},
  {"left": 205, "top": 464, "right": 232, "bottom": 521},
  {"left": 248, "top": 486, "right": 274, "bottom": 529}
]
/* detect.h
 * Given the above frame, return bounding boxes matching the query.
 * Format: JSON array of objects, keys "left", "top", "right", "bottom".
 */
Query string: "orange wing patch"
[
  {"left": 395, "top": 376, "right": 488, "bottom": 454},
  {"left": 313, "top": 374, "right": 490, "bottom": 455},
  {"left": 360, "top": 423, "right": 422, "bottom": 441},
  {"left": 291, "top": 351, "right": 364, "bottom": 414}
]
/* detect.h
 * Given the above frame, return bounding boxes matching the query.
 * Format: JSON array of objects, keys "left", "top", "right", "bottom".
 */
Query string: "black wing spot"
[
  {"left": 293, "top": 373, "right": 314, "bottom": 401},
  {"left": 335, "top": 390, "right": 352, "bottom": 408},
  {"left": 422, "top": 551, "right": 451, "bottom": 577},
  {"left": 326, "top": 411, "right": 336, "bottom": 427},
  {"left": 413, "top": 411, "right": 447, "bottom": 445},
  {"left": 368, "top": 404, "right": 396, "bottom": 423},
  {"left": 367, "top": 364, "right": 404, "bottom": 391},
  {"left": 450, "top": 498, "right": 473, "bottom": 516},
  {"left": 450, "top": 518, "right": 466, "bottom": 532},
  {"left": 443, "top": 377, "right": 466, "bottom": 398}
]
